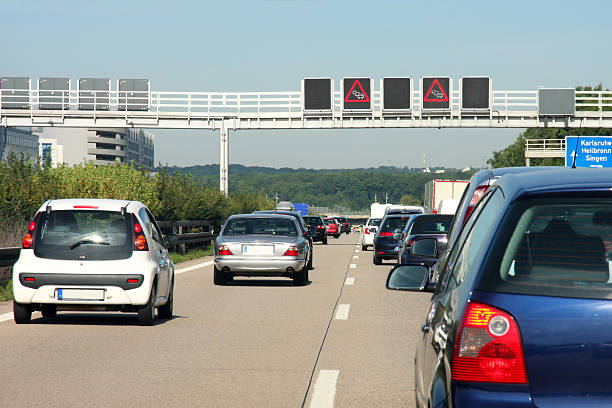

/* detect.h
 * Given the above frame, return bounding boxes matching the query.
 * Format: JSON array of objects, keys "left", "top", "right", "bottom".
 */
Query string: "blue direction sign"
[{"left": 565, "top": 136, "right": 612, "bottom": 167}]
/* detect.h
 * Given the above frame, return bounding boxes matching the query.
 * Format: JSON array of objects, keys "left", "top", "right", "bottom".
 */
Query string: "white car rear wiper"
[{"left": 70, "top": 240, "right": 111, "bottom": 250}]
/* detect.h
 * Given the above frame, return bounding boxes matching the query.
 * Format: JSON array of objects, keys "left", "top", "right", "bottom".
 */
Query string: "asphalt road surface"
[{"left": 0, "top": 233, "right": 431, "bottom": 408}]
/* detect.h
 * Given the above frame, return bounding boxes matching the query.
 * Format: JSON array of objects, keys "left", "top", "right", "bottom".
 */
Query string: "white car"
[
  {"left": 12, "top": 199, "right": 177, "bottom": 326},
  {"left": 361, "top": 217, "right": 382, "bottom": 251}
]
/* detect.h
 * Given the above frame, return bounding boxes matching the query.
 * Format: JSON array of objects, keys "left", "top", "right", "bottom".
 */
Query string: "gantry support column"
[{"left": 219, "top": 125, "right": 229, "bottom": 197}]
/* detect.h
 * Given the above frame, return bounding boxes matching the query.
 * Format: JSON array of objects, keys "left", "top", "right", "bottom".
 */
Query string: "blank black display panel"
[
  {"left": 462, "top": 77, "right": 490, "bottom": 110},
  {"left": 383, "top": 78, "right": 411, "bottom": 110},
  {"left": 303, "top": 79, "right": 332, "bottom": 111}
]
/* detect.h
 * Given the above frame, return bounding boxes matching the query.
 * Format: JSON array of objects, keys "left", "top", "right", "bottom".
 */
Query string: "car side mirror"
[
  {"left": 386, "top": 263, "right": 433, "bottom": 292},
  {"left": 164, "top": 234, "right": 179, "bottom": 246},
  {"left": 410, "top": 237, "right": 437, "bottom": 258}
]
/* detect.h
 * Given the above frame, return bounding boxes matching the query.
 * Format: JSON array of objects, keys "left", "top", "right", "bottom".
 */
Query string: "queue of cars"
[{"left": 385, "top": 167, "right": 612, "bottom": 407}]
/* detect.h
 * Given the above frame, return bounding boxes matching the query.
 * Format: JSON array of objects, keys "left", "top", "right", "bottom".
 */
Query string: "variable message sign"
[
  {"left": 382, "top": 77, "right": 412, "bottom": 111},
  {"left": 539, "top": 88, "right": 575, "bottom": 116},
  {"left": 302, "top": 78, "right": 332, "bottom": 112},
  {"left": 343, "top": 77, "right": 371, "bottom": 111},
  {"left": 421, "top": 77, "right": 451, "bottom": 111},
  {"left": 461, "top": 77, "right": 491, "bottom": 111}
]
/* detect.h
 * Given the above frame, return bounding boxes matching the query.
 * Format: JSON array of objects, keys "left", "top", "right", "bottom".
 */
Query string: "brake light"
[
  {"left": 73, "top": 205, "right": 99, "bottom": 209},
  {"left": 132, "top": 215, "right": 148, "bottom": 251},
  {"left": 317, "top": 225, "right": 324, "bottom": 229},
  {"left": 379, "top": 231, "right": 393, "bottom": 237},
  {"left": 127, "top": 278, "right": 139, "bottom": 283},
  {"left": 22, "top": 233, "right": 33, "bottom": 248},
  {"left": 284, "top": 246, "right": 299, "bottom": 256},
  {"left": 408, "top": 239, "right": 413, "bottom": 247},
  {"left": 218, "top": 245, "right": 233, "bottom": 256},
  {"left": 365, "top": 228, "right": 370, "bottom": 234},
  {"left": 28, "top": 221, "right": 35, "bottom": 232},
  {"left": 452, "top": 302, "right": 527, "bottom": 384},
  {"left": 24, "top": 277, "right": 35, "bottom": 282}
]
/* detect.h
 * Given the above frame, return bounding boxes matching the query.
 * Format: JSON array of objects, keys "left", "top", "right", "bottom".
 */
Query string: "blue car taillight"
[{"left": 452, "top": 302, "right": 528, "bottom": 384}]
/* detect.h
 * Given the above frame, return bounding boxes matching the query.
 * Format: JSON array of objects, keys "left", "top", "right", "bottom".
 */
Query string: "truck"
[
  {"left": 424, "top": 180, "right": 469, "bottom": 214},
  {"left": 371, "top": 203, "right": 393, "bottom": 219}
]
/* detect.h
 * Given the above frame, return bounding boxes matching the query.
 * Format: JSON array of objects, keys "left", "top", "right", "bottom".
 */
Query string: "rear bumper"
[
  {"left": 215, "top": 256, "right": 306, "bottom": 274},
  {"left": 453, "top": 383, "right": 532, "bottom": 407}
]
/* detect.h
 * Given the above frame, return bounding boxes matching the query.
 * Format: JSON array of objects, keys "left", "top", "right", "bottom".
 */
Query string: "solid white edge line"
[
  {"left": 349, "top": 263, "right": 356, "bottom": 269},
  {"left": 309, "top": 370, "right": 339, "bottom": 408},
  {"left": 345, "top": 277, "right": 355, "bottom": 285},
  {"left": 175, "top": 260, "right": 214, "bottom": 275},
  {"left": 335, "top": 304, "right": 350, "bottom": 320},
  {"left": 0, "top": 312, "right": 13, "bottom": 323}
]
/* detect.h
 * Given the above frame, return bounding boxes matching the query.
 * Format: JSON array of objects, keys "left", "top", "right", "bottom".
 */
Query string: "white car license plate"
[
  {"left": 242, "top": 245, "right": 273, "bottom": 255},
  {"left": 56, "top": 289, "right": 105, "bottom": 301}
]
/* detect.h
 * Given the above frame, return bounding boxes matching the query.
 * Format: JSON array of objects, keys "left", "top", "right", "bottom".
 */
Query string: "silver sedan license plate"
[{"left": 242, "top": 245, "right": 274, "bottom": 255}]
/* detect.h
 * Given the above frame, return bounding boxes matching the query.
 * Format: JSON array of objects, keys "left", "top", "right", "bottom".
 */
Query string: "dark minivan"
[{"left": 387, "top": 168, "right": 612, "bottom": 407}]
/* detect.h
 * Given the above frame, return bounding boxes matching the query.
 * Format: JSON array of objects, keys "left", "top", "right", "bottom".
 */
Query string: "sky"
[{"left": 3, "top": 0, "right": 611, "bottom": 169}]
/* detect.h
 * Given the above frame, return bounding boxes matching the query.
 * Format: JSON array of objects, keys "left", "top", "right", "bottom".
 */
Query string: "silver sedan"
[{"left": 213, "top": 214, "right": 310, "bottom": 285}]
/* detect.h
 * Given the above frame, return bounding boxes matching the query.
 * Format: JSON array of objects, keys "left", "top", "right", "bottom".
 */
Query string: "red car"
[{"left": 324, "top": 218, "right": 341, "bottom": 238}]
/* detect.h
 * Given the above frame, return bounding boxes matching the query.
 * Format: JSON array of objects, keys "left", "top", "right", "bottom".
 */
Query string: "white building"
[{"left": 33, "top": 127, "right": 154, "bottom": 169}]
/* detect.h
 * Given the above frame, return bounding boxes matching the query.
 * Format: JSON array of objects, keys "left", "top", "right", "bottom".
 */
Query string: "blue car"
[
  {"left": 373, "top": 214, "right": 416, "bottom": 265},
  {"left": 387, "top": 168, "right": 612, "bottom": 407}
]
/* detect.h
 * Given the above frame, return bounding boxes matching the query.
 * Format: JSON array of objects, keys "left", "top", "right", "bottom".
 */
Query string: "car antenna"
[{"left": 571, "top": 119, "right": 583, "bottom": 169}]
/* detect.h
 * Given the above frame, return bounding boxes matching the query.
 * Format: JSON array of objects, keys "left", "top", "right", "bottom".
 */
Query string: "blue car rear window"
[{"left": 479, "top": 199, "right": 612, "bottom": 300}]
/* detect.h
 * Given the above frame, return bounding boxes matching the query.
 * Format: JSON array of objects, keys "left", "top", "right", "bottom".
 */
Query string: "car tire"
[
  {"left": 373, "top": 255, "right": 382, "bottom": 265},
  {"left": 213, "top": 266, "right": 227, "bottom": 285},
  {"left": 293, "top": 267, "right": 308, "bottom": 286},
  {"left": 307, "top": 254, "right": 313, "bottom": 270},
  {"left": 361, "top": 244, "right": 367, "bottom": 251},
  {"left": 137, "top": 284, "right": 156, "bottom": 326},
  {"left": 158, "top": 278, "right": 173, "bottom": 319},
  {"left": 41, "top": 305, "right": 57, "bottom": 318},
  {"left": 323, "top": 238, "right": 328, "bottom": 245},
  {"left": 13, "top": 301, "right": 32, "bottom": 324}
]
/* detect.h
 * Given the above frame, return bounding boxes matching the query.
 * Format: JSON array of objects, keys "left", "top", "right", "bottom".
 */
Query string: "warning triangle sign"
[
  {"left": 423, "top": 79, "right": 449, "bottom": 102},
  {"left": 344, "top": 80, "right": 370, "bottom": 103}
]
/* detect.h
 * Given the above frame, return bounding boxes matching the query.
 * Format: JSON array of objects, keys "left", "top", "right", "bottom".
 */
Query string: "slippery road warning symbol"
[
  {"left": 342, "top": 78, "right": 372, "bottom": 110},
  {"left": 344, "top": 80, "right": 370, "bottom": 103},
  {"left": 423, "top": 79, "right": 449, "bottom": 102},
  {"left": 421, "top": 77, "right": 451, "bottom": 110}
]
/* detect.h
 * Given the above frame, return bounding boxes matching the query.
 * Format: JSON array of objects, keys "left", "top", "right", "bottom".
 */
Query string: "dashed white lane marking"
[
  {"left": 335, "top": 304, "right": 350, "bottom": 320},
  {"left": 353, "top": 255, "right": 358, "bottom": 259},
  {"left": 0, "top": 312, "right": 13, "bottom": 323},
  {"left": 345, "top": 277, "right": 355, "bottom": 285},
  {"left": 175, "top": 260, "right": 214, "bottom": 275},
  {"left": 349, "top": 264, "right": 356, "bottom": 269},
  {"left": 309, "top": 369, "right": 339, "bottom": 408}
]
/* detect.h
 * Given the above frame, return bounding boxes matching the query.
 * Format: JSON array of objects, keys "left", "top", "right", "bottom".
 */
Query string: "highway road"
[{"left": 0, "top": 233, "right": 430, "bottom": 408}]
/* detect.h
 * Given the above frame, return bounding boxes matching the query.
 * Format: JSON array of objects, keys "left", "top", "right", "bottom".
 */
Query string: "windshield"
[
  {"left": 367, "top": 218, "right": 381, "bottom": 227},
  {"left": 34, "top": 210, "right": 132, "bottom": 260},
  {"left": 303, "top": 217, "right": 323, "bottom": 226},
  {"left": 381, "top": 216, "right": 411, "bottom": 231},
  {"left": 223, "top": 217, "right": 297, "bottom": 236},
  {"left": 479, "top": 200, "right": 612, "bottom": 300},
  {"left": 410, "top": 216, "right": 453, "bottom": 234}
]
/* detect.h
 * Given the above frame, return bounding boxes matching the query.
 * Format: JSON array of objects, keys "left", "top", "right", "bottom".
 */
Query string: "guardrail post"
[{"left": 179, "top": 225, "right": 185, "bottom": 253}]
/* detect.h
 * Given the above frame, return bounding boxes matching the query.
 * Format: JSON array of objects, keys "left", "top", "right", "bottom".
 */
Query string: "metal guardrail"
[
  {"left": 0, "top": 247, "right": 20, "bottom": 267},
  {"left": 525, "top": 138, "right": 566, "bottom": 152},
  {"left": 157, "top": 220, "right": 218, "bottom": 250}
]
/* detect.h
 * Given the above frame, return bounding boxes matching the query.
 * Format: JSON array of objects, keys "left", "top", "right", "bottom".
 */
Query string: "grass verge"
[
  {"left": 0, "top": 280, "right": 12, "bottom": 301},
  {"left": 170, "top": 246, "right": 213, "bottom": 265}
]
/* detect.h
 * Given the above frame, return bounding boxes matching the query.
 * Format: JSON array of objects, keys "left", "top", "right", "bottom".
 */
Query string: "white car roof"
[{"left": 37, "top": 199, "right": 145, "bottom": 213}]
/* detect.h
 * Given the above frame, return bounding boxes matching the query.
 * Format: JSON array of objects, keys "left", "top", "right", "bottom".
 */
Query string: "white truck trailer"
[{"left": 424, "top": 180, "right": 469, "bottom": 214}]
